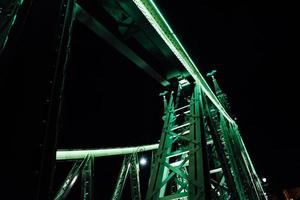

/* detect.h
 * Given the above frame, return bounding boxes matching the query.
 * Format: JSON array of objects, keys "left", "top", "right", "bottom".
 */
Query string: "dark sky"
[{"left": 56, "top": 0, "right": 299, "bottom": 199}]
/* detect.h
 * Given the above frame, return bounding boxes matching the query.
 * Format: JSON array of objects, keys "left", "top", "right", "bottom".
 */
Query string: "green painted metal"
[
  {"left": 112, "top": 155, "right": 132, "bottom": 200},
  {"left": 146, "top": 81, "right": 267, "bottom": 199},
  {"left": 54, "top": 155, "right": 92, "bottom": 200},
  {"left": 111, "top": 154, "right": 142, "bottom": 200},
  {"left": 132, "top": 0, "right": 234, "bottom": 124},
  {"left": 51, "top": 0, "right": 267, "bottom": 198},
  {"left": 130, "top": 154, "right": 142, "bottom": 200},
  {"left": 207, "top": 71, "right": 230, "bottom": 112},
  {"left": 81, "top": 155, "right": 94, "bottom": 200},
  {"left": 56, "top": 144, "right": 159, "bottom": 160},
  {"left": 146, "top": 86, "right": 210, "bottom": 200},
  {"left": 131, "top": 0, "right": 267, "bottom": 196},
  {"left": 210, "top": 74, "right": 267, "bottom": 199},
  {"left": 146, "top": 94, "right": 175, "bottom": 199},
  {"left": 188, "top": 84, "right": 207, "bottom": 199}
]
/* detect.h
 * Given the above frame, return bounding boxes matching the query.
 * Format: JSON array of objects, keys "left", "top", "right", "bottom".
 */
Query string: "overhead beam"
[
  {"left": 75, "top": 4, "right": 170, "bottom": 87},
  {"left": 56, "top": 144, "right": 159, "bottom": 160},
  {"left": 132, "top": 0, "right": 235, "bottom": 124}
]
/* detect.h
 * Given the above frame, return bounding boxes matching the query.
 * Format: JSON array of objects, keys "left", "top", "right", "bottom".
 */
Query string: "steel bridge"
[{"left": 1, "top": 0, "right": 267, "bottom": 199}]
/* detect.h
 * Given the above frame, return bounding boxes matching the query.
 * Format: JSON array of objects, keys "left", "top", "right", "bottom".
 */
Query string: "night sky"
[{"left": 55, "top": 0, "right": 299, "bottom": 199}]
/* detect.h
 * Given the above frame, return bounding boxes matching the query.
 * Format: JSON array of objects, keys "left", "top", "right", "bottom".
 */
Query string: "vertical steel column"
[
  {"left": 146, "top": 85, "right": 211, "bottom": 200},
  {"left": 220, "top": 116, "right": 251, "bottom": 198},
  {"left": 204, "top": 100, "right": 241, "bottom": 199},
  {"left": 207, "top": 71, "right": 267, "bottom": 199},
  {"left": 146, "top": 95, "right": 175, "bottom": 200},
  {"left": 188, "top": 84, "right": 208, "bottom": 199},
  {"left": 222, "top": 118, "right": 263, "bottom": 199}
]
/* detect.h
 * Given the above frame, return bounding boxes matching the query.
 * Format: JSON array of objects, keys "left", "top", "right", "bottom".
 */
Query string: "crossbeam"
[
  {"left": 75, "top": 4, "right": 170, "bottom": 87},
  {"left": 56, "top": 144, "right": 159, "bottom": 160}
]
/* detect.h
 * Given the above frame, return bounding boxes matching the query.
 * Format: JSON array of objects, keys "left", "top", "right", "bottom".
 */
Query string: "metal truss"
[
  {"left": 54, "top": 152, "right": 143, "bottom": 200},
  {"left": 112, "top": 153, "right": 142, "bottom": 200},
  {"left": 146, "top": 82, "right": 267, "bottom": 200},
  {"left": 54, "top": 154, "right": 94, "bottom": 200}
]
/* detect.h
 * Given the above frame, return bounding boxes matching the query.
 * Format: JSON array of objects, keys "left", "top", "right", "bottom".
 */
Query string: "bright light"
[
  {"left": 70, "top": 175, "right": 78, "bottom": 187},
  {"left": 262, "top": 177, "right": 267, "bottom": 183},
  {"left": 179, "top": 78, "right": 190, "bottom": 88},
  {"left": 140, "top": 157, "right": 147, "bottom": 166}
]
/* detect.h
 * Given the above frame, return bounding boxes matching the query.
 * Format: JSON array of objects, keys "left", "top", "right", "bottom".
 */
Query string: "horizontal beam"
[
  {"left": 56, "top": 138, "right": 215, "bottom": 161},
  {"left": 75, "top": 3, "right": 170, "bottom": 87},
  {"left": 132, "top": 0, "right": 235, "bottom": 124},
  {"left": 56, "top": 144, "right": 159, "bottom": 160}
]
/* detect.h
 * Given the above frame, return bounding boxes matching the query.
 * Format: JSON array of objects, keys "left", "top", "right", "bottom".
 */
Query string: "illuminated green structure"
[
  {"left": 54, "top": 155, "right": 94, "bottom": 200},
  {"left": 112, "top": 154, "right": 142, "bottom": 200},
  {"left": 131, "top": 1, "right": 267, "bottom": 198},
  {"left": 146, "top": 76, "right": 266, "bottom": 199},
  {"left": 1, "top": 0, "right": 267, "bottom": 199},
  {"left": 53, "top": 0, "right": 266, "bottom": 198}
]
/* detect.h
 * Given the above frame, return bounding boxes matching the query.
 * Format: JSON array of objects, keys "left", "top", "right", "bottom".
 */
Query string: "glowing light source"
[
  {"left": 179, "top": 78, "right": 190, "bottom": 88},
  {"left": 139, "top": 157, "right": 147, "bottom": 166},
  {"left": 262, "top": 177, "right": 267, "bottom": 183}
]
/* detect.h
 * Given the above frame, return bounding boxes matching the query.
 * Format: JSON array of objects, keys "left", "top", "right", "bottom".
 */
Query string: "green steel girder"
[
  {"left": 54, "top": 155, "right": 92, "bottom": 200},
  {"left": 112, "top": 155, "right": 132, "bottom": 200},
  {"left": 146, "top": 82, "right": 267, "bottom": 199},
  {"left": 146, "top": 94, "right": 175, "bottom": 199},
  {"left": 132, "top": 0, "right": 234, "bottom": 124},
  {"left": 130, "top": 154, "right": 142, "bottom": 200},
  {"left": 221, "top": 117, "right": 265, "bottom": 199},
  {"left": 211, "top": 74, "right": 267, "bottom": 199},
  {"left": 81, "top": 155, "right": 94, "bottom": 200},
  {"left": 188, "top": 84, "right": 208, "bottom": 200},
  {"left": 51, "top": 0, "right": 267, "bottom": 199},
  {"left": 56, "top": 143, "right": 159, "bottom": 160},
  {"left": 146, "top": 86, "right": 210, "bottom": 200},
  {"left": 204, "top": 103, "right": 243, "bottom": 199},
  {"left": 111, "top": 154, "right": 142, "bottom": 200}
]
